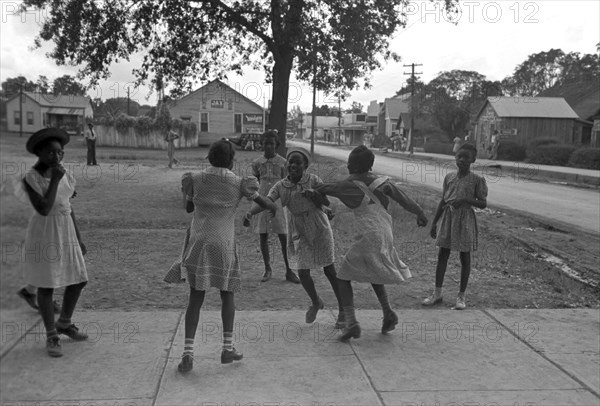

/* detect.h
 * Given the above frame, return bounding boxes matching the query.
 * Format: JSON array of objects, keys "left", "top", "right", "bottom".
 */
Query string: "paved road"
[{"left": 289, "top": 141, "right": 600, "bottom": 235}]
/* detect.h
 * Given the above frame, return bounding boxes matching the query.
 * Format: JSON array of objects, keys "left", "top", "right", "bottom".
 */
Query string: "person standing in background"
[
  {"left": 165, "top": 130, "right": 180, "bottom": 168},
  {"left": 452, "top": 135, "right": 463, "bottom": 154},
  {"left": 85, "top": 123, "right": 97, "bottom": 166}
]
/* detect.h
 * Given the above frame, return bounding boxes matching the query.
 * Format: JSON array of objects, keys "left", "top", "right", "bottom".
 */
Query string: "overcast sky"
[{"left": 1, "top": 0, "right": 598, "bottom": 112}]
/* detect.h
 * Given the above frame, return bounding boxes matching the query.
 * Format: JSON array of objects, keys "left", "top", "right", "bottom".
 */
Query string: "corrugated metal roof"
[{"left": 487, "top": 96, "right": 579, "bottom": 118}]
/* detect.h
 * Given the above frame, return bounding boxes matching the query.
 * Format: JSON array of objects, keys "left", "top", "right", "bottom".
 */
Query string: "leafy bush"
[
  {"left": 527, "top": 144, "right": 577, "bottom": 166},
  {"left": 134, "top": 116, "right": 153, "bottom": 136},
  {"left": 568, "top": 147, "right": 600, "bottom": 170},
  {"left": 154, "top": 103, "right": 172, "bottom": 133},
  {"left": 172, "top": 119, "right": 197, "bottom": 140},
  {"left": 423, "top": 142, "right": 454, "bottom": 155},
  {"left": 115, "top": 113, "right": 136, "bottom": 134},
  {"left": 528, "top": 137, "right": 559, "bottom": 148},
  {"left": 497, "top": 141, "right": 526, "bottom": 161}
]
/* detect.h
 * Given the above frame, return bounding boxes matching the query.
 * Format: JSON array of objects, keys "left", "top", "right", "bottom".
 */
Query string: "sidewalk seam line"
[
  {"left": 0, "top": 317, "right": 42, "bottom": 361},
  {"left": 151, "top": 310, "right": 184, "bottom": 406},
  {"left": 348, "top": 341, "right": 385, "bottom": 406},
  {"left": 482, "top": 309, "right": 600, "bottom": 400}
]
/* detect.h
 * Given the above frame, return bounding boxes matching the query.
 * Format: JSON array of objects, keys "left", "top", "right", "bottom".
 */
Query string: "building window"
[
  {"left": 234, "top": 114, "right": 242, "bottom": 133},
  {"left": 27, "top": 112, "right": 34, "bottom": 125},
  {"left": 200, "top": 112, "right": 209, "bottom": 132},
  {"left": 14, "top": 111, "right": 21, "bottom": 125},
  {"left": 356, "top": 114, "right": 366, "bottom": 122}
]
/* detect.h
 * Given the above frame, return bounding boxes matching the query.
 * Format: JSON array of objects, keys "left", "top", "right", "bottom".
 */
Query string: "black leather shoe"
[
  {"left": 221, "top": 348, "right": 243, "bottom": 364},
  {"left": 339, "top": 323, "right": 361, "bottom": 342},
  {"left": 305, "top": 298, "right": 324, "bottom": 323},
  {"left": 46, "top": 336, "right": 63, "bottom": 357},
  {"left": 178, "top": 354, "right": 193, "bottom": 373},
  {"left": 57, "top": 324, "right": 88, "bottom": 341},
  {"left": 381, "top": 311, "right": 399, "bottom": 334}
]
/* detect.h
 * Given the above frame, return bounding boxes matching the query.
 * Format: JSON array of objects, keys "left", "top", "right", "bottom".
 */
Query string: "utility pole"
[
  {"left": 337, "top": 94, "right": 341, "bottom": 145},
  {"left": 403, "top": 63, "right": 422, "bottom": 155},
  {"left": 310, "top": 62, "right": 317, "bottom": 156},
  {"left": 19, "top": 83, "right": 23, "bottom": 138}
]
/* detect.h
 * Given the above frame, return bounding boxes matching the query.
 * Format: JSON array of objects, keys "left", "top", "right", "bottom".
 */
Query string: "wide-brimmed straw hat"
[{"left": 26, "top": 128, "right": 70, "bottom": 154}]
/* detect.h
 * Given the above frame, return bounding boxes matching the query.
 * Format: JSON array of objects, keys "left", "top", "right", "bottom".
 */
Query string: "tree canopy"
[{"left": 23, "top": 0, "right": 459, "bottom": 149}]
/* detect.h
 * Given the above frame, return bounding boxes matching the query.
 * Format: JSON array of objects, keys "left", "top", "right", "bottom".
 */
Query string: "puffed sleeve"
[
  {"left": 475, "top": 175, "right": 488, "bottom": 201},
  {"left": 241, "top": 176, "right": 260, "bottom": 200},
  {"left": 181, "top": 172, "right": 194, "bottom": 197},
  {"left": 13, "top": 170, "right": 43, "bottom": 205}
]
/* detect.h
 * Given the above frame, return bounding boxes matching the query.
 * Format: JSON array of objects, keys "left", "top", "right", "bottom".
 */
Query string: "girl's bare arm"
[{"left": 22, "top": 176, "right": 61, "bottom": 216}]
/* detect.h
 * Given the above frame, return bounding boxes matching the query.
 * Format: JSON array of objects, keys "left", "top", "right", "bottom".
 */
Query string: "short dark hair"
[
  {"left": 261, "top": 130, "right": 280, "bottom": 147},
  {"left": 348, "top": 145, "right": 375, "bottom": 174},
  {"left": 208, "top": 139, "right": 235, "bottom": 168},
  {"left": 457, "top": 143, "right": 477, "bottom": 160}
]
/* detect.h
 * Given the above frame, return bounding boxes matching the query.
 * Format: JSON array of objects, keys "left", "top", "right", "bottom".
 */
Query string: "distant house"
[
  {"left": 473, "top": 96, "right": 589, "bottom": 158},
  {"left": 5, "top": 92, "right": 93, "bottom": 135},
  {"left": 538, "top": 80, "right": 600, "bottom": 147},
  {"left": 378, "top": 97, "right": 410, "bottom": 139},
  {"left": 297, "top": 116, "right": 339, "bottom": 142},
  {"left": 340, "top": 113, "right": 368, "bottom": 145},
  {"left": 168, "top": 79, "right": 266, "bottom": 146}
]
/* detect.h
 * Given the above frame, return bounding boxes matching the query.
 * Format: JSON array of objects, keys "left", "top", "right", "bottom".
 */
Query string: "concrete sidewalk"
[{"left": 1, "top": 308, "right": 599, "bottom": 405}]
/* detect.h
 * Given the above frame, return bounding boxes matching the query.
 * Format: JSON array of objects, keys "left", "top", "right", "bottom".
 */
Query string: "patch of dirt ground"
[{"left": 1, "top": 133, "right": 598, "bottom": 312}]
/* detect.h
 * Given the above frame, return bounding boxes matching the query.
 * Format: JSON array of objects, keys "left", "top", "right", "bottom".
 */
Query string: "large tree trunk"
[{"left": 270, "top": 54, "right": 293, "bottom": 155}]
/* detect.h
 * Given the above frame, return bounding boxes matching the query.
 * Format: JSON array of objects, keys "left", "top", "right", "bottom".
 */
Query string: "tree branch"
[{"left": 198, "top": 0, "right": 274, "bottom": 51}]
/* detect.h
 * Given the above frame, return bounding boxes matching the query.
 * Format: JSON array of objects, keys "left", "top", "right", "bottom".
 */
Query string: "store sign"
[
  {"left": 211, "top": 99, "right": 225, "bottom": 108},
  {"left": 243, "top": 114, "right": 263, "bottom": 124},
  {"left": 500, "top": 128, "right": 517, "bottom": 136}
]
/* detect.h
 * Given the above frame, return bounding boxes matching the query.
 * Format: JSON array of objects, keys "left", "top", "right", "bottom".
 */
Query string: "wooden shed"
[
  {"left": 168, "top": 79, "right": 266, "bottom": 146},
  {"left": 473, "top": 96, "right": 587, "bottom": 158}
]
